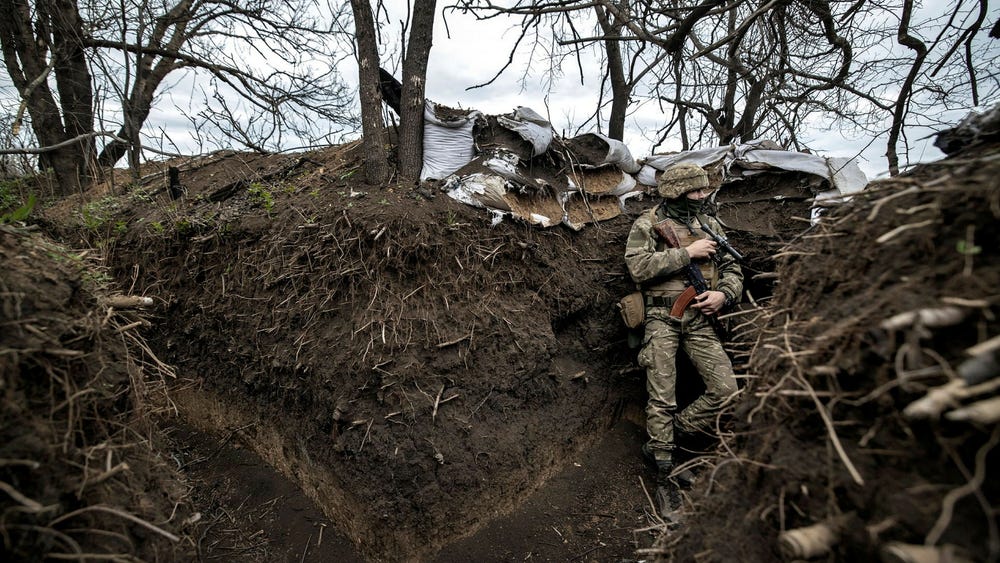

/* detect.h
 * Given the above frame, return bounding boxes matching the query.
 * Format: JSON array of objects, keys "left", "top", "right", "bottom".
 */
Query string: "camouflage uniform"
[{"left": 624, "top": 166, "right": 743, "bottom": 464}]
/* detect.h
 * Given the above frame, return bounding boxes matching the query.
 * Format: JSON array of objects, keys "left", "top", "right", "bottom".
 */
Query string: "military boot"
[
  {"left": 643, "top": 443, "right": 696, "bottom": 489},
  {"left": 654, "top": 460, "right": 682, "bottom": 521}
]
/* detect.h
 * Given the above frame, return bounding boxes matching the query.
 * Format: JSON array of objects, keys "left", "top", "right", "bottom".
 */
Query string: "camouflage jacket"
[{"left": 624, "top": 203, "right": 743, "bottom": 304}]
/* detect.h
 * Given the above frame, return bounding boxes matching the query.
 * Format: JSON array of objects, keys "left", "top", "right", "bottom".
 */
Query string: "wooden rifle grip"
[{"left": 652, "top": 220, "right": 681, "bottom": 248}]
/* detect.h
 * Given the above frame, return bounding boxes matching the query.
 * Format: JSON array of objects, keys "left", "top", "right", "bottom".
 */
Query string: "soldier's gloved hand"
[
  {"left": 691, "top": 290, "right": 726, "bottom": 316},
  {"left": 685, "top": 239, "right": 717, "bottom": 260}
]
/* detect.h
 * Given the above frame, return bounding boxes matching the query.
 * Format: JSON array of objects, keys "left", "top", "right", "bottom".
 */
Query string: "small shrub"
[{"left": 247, "top": 183, "right": 275, "bottom": 212}]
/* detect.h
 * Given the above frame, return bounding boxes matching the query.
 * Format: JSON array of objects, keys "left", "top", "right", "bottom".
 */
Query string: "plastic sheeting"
[
  {"left": 636, "top": 141, "right": 868, "bottom": 196},
  {"left": 496, "top": 107, "right": 554, "bottom": 157},
  {"left": 567, "top": 132, "right": 641, "bottom": 174}
]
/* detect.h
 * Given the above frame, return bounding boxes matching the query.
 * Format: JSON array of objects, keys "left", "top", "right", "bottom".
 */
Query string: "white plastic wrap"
[{"left": 636, "top": 142, "right": 867, "bottom": 195}]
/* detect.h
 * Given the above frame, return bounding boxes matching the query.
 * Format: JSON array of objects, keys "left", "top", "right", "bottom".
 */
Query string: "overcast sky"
[{"left": 2, "top": 0, "right": 986, "bottom": 180}]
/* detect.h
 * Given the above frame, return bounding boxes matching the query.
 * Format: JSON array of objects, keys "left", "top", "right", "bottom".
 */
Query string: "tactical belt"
[{"left": 645, "top": 295, "right": 676, "bottom": 308}]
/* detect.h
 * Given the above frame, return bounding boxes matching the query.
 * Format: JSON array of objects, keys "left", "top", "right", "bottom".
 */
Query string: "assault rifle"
[{"left": 651, "top": 219, "right": 743, "bottom": 318}]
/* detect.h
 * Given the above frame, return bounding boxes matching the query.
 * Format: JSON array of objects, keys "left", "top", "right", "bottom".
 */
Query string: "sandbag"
[{"left": 420, "top": 101, "right": 483, "bottom": 181}]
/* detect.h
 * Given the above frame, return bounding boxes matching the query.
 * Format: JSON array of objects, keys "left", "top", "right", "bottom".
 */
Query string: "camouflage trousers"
[{"left": 637, "top": 307, "right": 739, "bottom": 462}]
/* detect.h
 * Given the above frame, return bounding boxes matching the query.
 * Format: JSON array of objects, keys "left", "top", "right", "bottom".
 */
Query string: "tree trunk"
[
  {"left": 595, "top": 5, "right": 627, "bottom": 141},
  {"left": 0, "top": 0, "right": 96, "bottom": 194},
  {"left": 49, "top": 0, "right": 95, "bottom": 181},
  {"left": 397, "top": 0, "right": 436, "bottom": 181},
  {"left": 350, "top": 0, "right": 391, "bottom": 185}
]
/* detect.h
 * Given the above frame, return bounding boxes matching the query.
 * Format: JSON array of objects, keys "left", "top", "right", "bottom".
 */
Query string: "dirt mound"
[
  {"left": 659, "top": 142, "right": 1000, "bottom": 561},
  {"left": 47, "top": 144, "right": 652, "bottom": 561},
  {"left": 0, "top": 225, "right": 196, "bottom": 561}
]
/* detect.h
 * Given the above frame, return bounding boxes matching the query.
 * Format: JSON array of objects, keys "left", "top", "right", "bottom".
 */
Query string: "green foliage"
[
  {"left": 247, "top": 182, "right": 275, "bottom": 212},
  {"left": 0, "top": 194, "right": 36, "bottom": 224},
  {"left": 0, "top": 179, "right": 24, "bottom": 211},
  {"left": 80, "top": 196, "right": 120, "bottom": 231},
  {"left": 149, "top": 221, "right": 165, "bottom": 234},
  {"left": 81, "top": 268, "right": 112, "bottom": 287},
  {"left": 956, "top": 239, "right": 982, "bottom": 256},
  {"left": 129, "top": 187, "right": 155, "bottom": 203}
]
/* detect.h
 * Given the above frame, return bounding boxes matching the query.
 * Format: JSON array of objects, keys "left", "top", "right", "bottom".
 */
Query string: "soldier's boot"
[
  {"left": 654, "top": 460, "right": 683, "bottom": 522},
  {"left": 643, "top": 443, "right": 697, "bottom": 489}
]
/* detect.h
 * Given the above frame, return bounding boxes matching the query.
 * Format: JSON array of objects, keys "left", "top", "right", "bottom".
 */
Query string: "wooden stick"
[{"left": 103, "top": 295, "right": 154, "bottom": 309}]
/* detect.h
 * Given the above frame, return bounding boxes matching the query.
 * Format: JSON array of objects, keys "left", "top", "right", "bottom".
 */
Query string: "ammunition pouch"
[{"left": 618, "top": 291, "right": 645, "bottom": 329}]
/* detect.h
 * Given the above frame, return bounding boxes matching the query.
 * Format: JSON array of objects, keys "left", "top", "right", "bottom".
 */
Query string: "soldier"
[{"left": 623, "top": 162, "right": 743, "bottom": 520}]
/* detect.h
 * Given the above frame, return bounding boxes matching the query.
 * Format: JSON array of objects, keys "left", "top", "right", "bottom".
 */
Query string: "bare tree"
[
  {"left": 0, "top": 0, "right": 96, "bottom": 194},
  {"left": 347, "top": 0, "right": 438, "bottom": 183},
  {"left": 0, "top": 0, "right": 354, "bottom": 194},
  {"left": 448, "top": 0, "right": 999, "bottom": 173}
]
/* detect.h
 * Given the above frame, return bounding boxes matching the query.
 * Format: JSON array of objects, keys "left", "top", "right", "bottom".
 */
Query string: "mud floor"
[{"left": 173, "top": 416, "right": 659, "bottom": 562}]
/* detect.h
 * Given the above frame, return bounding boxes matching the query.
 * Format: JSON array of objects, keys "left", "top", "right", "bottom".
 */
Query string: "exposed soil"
[
  {"left": 6, "top": 131, "right": 997, "bottom": 562},
  {"left": 0, "top": 225, "right": 197, "bottom": 562}
]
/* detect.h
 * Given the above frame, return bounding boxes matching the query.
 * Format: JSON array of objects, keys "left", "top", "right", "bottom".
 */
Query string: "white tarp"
[
  {"left": 636, "top": 141, "right": 868, "bottom": 196},
  {"left": 496, "top": 107, "right": 554, "bottom": 157}
]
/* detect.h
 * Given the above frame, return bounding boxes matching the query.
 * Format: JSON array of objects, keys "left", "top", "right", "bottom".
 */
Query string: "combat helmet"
[{"left": 657, "top": 163, "right": 709, "bottom": 199}]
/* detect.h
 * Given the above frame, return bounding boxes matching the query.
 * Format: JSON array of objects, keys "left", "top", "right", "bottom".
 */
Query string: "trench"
[{"left": 164, "top": 379, "right": 652, "bottom": 561}]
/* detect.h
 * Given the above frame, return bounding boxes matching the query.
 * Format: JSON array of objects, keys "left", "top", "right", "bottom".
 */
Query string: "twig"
[
  {"left": 866, "top": 186, "right": 919, "bottom": 221},
  {"left": 875, "top": 220, "right": 935, "bottom": 244},
  {"left": 0, "top": 458, "right": 41, "bottom": 469},
  {"left": 300, "top": 532, "right": 313, "bottom": 563},
  {"left": 77, "top": 462, "right": 130, "bottom": 496},
  {"left": 569, "top": 544, "right": 603, "bottom": 560},
  {"left": 115, "top": 321, "right": 145, "bottom": 333},
  {"left": 436, "top": 333, "right": 471, "bottom": 348},
  {"left": 359, "top": 419, "right": 374, "bottom": 452},
  {"left": 797, "top": 374, "right": 864, "bottom": 486},
  {"left": 780, "top": 319, "right": 864, "bottom": 485},
  {"left": 432, "top": 385, "right": 445, "bottom": 421},
  {"left": 638, "top": 476, "right": 666, "bottom": 527},
  {"left": 49, "top": 504, "right": 180, "bottom": 542},
  {"left": 0, "top": 480, "right": 47, "bottom": 512},
  {"left": 966, "top": 334, "right": 1000, "bottom": 357},
  {"left": 472, "top": 387, "right": 493, "bottom": 414}
]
